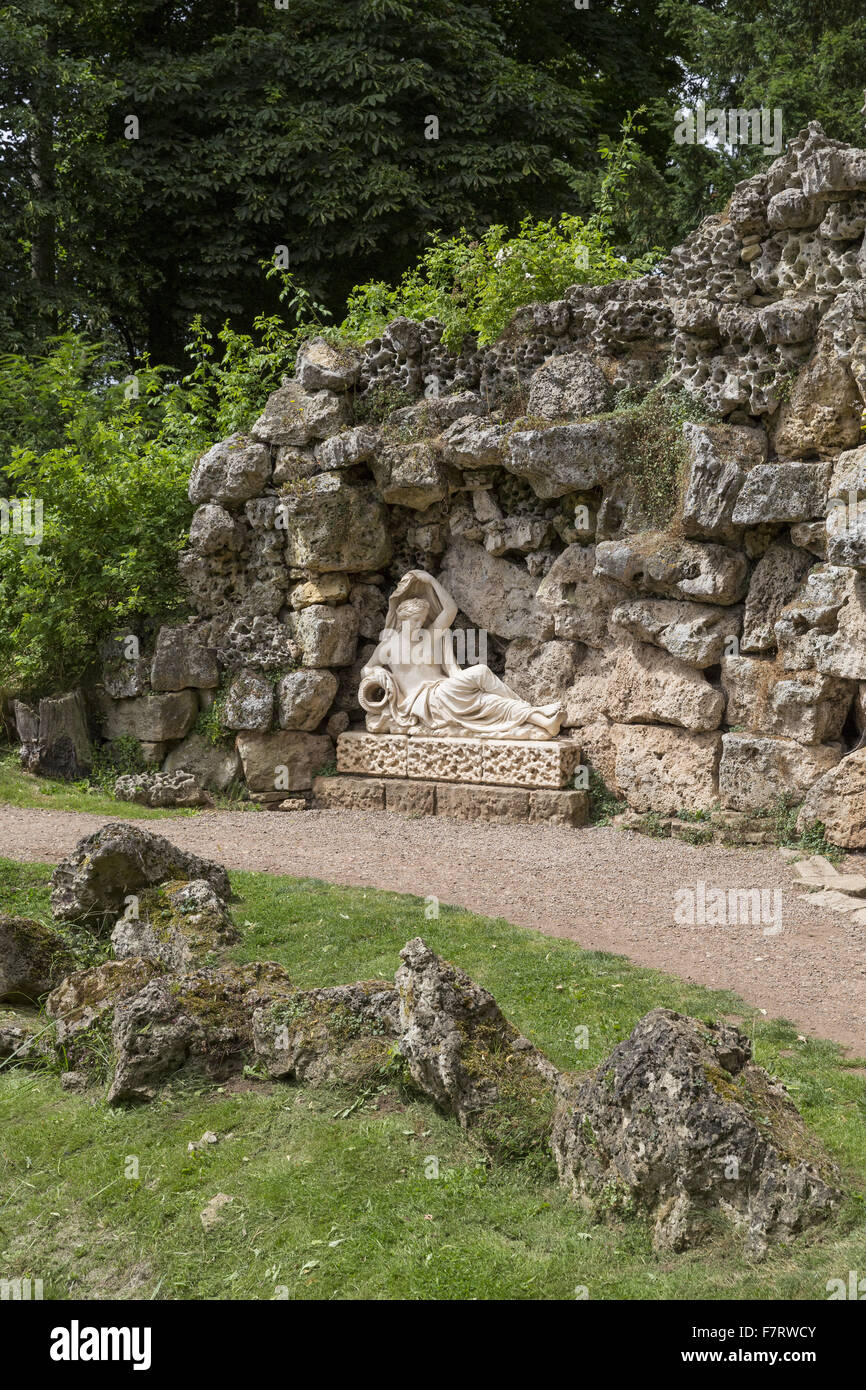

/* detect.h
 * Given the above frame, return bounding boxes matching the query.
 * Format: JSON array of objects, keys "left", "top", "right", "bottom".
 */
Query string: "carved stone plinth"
[{"left": 336, "top": 731, "right": 580, "bottom": 790}]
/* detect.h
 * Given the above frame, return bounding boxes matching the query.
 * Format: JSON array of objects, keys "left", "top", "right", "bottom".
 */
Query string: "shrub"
[{"left": 0, "top": 338, "right": 199, "bottom": 695}]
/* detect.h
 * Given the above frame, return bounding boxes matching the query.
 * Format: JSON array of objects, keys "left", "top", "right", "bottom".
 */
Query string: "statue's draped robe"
[{"left": 403, "top": 664, "right": 549, "bottom": 738}]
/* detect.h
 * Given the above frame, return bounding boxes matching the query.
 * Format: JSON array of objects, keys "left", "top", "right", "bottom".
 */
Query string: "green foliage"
[
  {"left": 89, "top": 736, "right": 148, "bottom": 794},
  {"left": 177, "top": 269, "right": 333, "bottom": 441},
  {"left": 194, "top": 691, "right": 233, "bottom": 748},
  {"left": 772, "top": 795, "right": 844, "bottom": 864},
  {"left": 615, "top": 384, "right": 713, "bottom": 528},
  {"left": 8, "top": 0, "right": 661, "bottom": 365},
  {"left": 0, "top": 337, "right": 198, "bottom": 695},
  {"left": 337, "top": 211, "right": 660, "bottom": 353},
  {"left": 588, "top": 770, "right": 625, "bottom": 826}
]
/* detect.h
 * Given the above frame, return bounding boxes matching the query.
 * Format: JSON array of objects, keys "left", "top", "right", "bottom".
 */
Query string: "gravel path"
[{"left": 2, "top": 804, "right": 866, "bottom": 1055}]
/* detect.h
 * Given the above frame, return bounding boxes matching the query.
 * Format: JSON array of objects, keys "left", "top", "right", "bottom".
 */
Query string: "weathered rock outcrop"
[
  {"left": 395, "top": 936, "right": 559, "bottom": 1162},
  {"left": 110, "top": 879, "right": 239, "bottom": 973},
  {"left": 33, "top": 122, "right": 866, "bottom": 843},
  {"left": 0, "top": 914, "right": 77, "bottom": 1003},
  {"left": 50, "top": 824, "right": 231, "bottom": 926},
  {"left": 551, "top": 1008, "right": 840, "bottom": 1254}
]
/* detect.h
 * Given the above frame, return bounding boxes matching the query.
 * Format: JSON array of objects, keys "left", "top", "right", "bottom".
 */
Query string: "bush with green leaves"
[{"left": 0, "top": 337, "right": 199, "bottom": 695}]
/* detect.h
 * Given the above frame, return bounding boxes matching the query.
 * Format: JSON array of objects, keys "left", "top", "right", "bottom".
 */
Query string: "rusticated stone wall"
[{"left": 93, "top": 123, "right": 866, "bottom": 845}]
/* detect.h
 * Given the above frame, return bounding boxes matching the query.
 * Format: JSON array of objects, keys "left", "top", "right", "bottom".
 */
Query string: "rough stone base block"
[
  {"left": 336, "top": 731, "right": 581, "bottom": 788},
  {"left": 386, "top": 779, "right": 437, "bottom": 815},
  {"left": 313, "top": 775, "right": 385, "bottom": 810},
  {"left": 313, "top": 775, "right": 588, "bottom": 826}
]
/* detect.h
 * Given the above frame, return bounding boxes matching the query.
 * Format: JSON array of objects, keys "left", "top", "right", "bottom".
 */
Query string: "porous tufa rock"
[
  {"left": 51, "top": 825, "right": 231, "bottom": 926},
  {"left": 551, "top": 1008, "right": 841, "bottom": 1254},
  {"left": 395, "top": 936, "right": 560, "bottom": 1162}
]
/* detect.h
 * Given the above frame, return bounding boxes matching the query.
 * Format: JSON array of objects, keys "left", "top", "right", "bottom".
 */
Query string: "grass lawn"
[
  {"left": 0, "top": 747, "right": 262, "bottom": 820},
  {"left": 1, "top": 856, "right": 864, "bottom": 1301}
]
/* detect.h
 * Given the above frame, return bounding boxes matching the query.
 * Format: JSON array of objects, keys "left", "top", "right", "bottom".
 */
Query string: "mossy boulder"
[
  {"left": 110, "top": 880, "right": 240, "bottom": 973},
  {"left": 0, "top": 1006, "right": 51, "bottom": 1063},
  {"left": 45, "top": 958, "right": 162, "bottom": 1070},
  {"left": 0, "top": 913, "right": 78, "bottom": 1004},
  {"left": 107, "top": 961, "right": 294, "bottom": 1104},
  {"left": 253, "top": 980, "right": 399, "bottom": 1086},
  {"left": 551, "top": 1008, "right": 841, "bottom": 1255},
  {"left": 51, "top": 823, "right": 231, "bottom": 928},
  {"left": 395, "top": 937, "right": 560, "bottom": 1164}
]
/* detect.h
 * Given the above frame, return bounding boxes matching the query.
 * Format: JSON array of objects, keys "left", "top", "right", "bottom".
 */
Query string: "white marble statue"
[{"left": 359, "top": 569, "right": 562, "bottom": 740}]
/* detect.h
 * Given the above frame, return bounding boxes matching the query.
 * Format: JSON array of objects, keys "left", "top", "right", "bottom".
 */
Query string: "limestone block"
[
  {"left": 776, "top": 566, "right": 866, "bottom": 679},
  {"left": 611, "top": 725, "right": 722, "bottom": 815},
  {"left": 721, "top": 655, "right": 853, "bottom": 744},
  {"left": 796, "top": 750, "right": 866, "bottom": 848},
  {"left": 527, "top": 789, "right": 589, "bottom": 826},
  {"left": 480, "top": 739, "right": 581, "bottom": 789},
  {"left": 602, "top": 642, "right": 725, "bottom": 732},
  {"left": 277, "top": 670, "right": 338, "bottom": 731},
  {"left": 741, "top": 543, "right": 812, "bottom": 652},
  {"left": 102, "top": 691, "right": 199, "bottom": 744},
  {"left": 536, "top": 544, "right": 629, "bottom": 647},
  {"left": 372, "top": 442, "right": 447, "bottom": 510},
  {"left": 99, "top": 633, "right": 149, "bottom": 699},
  {"left": 731, "top": 462, "right": 832, "bottom": 526},
  {"left": 504, "top": 638, "right": 583, "bottom": 706},
  {"left": 771, "top": 347, "right": 861, "bottom": 459},
  {"left": 312, "top": 775, "right": 385, "bottom": 811},
  {"left": 188, "top": 433, "right": 271, "bottom": 506},
  {"left": 718, "top": 733, "right": 841, "bottom": 812},
  {"left": 150, "top": 625, "right": 218, "bottom": 692},
  {"left": 438, "top": 416, "right": 510, "bottom": 469},
  {"left": 526, "top": 351, "right": 610, "bottom": 420},
  {"left": 826, "top": 444, "right": 866, "bottom": 569},
  {"left": 385, "top": 780, "right": 437, "bottom": 815},
  {"left": 314, "top": 425, "right": 380, "bottom": 471},
  {"left": 295, "top": 603, "right": 358, "bottom": 667},
  {"left": 279, "top": 473, "right": 391, "bottom": 573},
  {"left": 438, "top": 538, "right": 553, "bottom": 641},
  {"left": 163, "top": 734, "right": 242, "bottom": 792},
  {"left": 295, "top": 337, "right": 362, "bottom": 392},
  {"left": 609, "top": 598, "right": 741, "bottom": 669},
  {"left": 289, "top": 574, "right": 350, "bottom": 608},
  {"left": 680, "top": 421, "right": 767, "bottom": 540},
  {"left": 436, "top": 784, "right": 530, "bottom": 823},
  {"left": 251, "top": 380, "right": 351, "bottom": 448},
  {"left": 504, "top": 418, "right": 628, "bottom": 498},
  {"left": 594, "top": 533, "right": 749, "bottom": 606},
  {"left": 337, "top": 732, "right": 407, "bottom": 777},
  {"left": 223, "top": 669, "right": 274, "bottom": 733},
  {"left": 237, "top": 731, "right": 333, "bottom": 792}
]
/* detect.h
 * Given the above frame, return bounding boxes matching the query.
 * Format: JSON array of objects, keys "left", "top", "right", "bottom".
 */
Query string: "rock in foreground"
[
  {"left": 50, "top": 823, "right": 231, "bottom": 925},
  {"left": 396, "top": 936, "right": 559, "bottom": 1162},
  {"left": 551, "top": 1008, "right": 840, "bottom": 1254}
]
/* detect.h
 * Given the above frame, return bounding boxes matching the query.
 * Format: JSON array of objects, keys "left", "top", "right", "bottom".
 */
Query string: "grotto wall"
[{"left": 80, "top": 123, "right": 866, "bottom": 843}]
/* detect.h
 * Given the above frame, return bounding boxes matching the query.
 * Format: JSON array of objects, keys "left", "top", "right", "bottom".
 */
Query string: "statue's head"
[{"left": 396, "top": 597, "right": 430, "bottom": 633}]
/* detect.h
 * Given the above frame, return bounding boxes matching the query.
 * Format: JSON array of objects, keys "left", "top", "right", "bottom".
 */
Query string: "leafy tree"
[
  {"left": 0, "top": 337, "right": 196, "bottom": 694},
  {"left": 652, "top": 0, "right": 866, "bottom": 246},
  {"left": 1, "top": 0, "right": 683, "bottom": 365}
]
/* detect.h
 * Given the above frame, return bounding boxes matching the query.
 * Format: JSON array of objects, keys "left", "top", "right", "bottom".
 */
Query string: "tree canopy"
[{"left": 3, "top": 1, "right": 866, "bottom": 368}]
